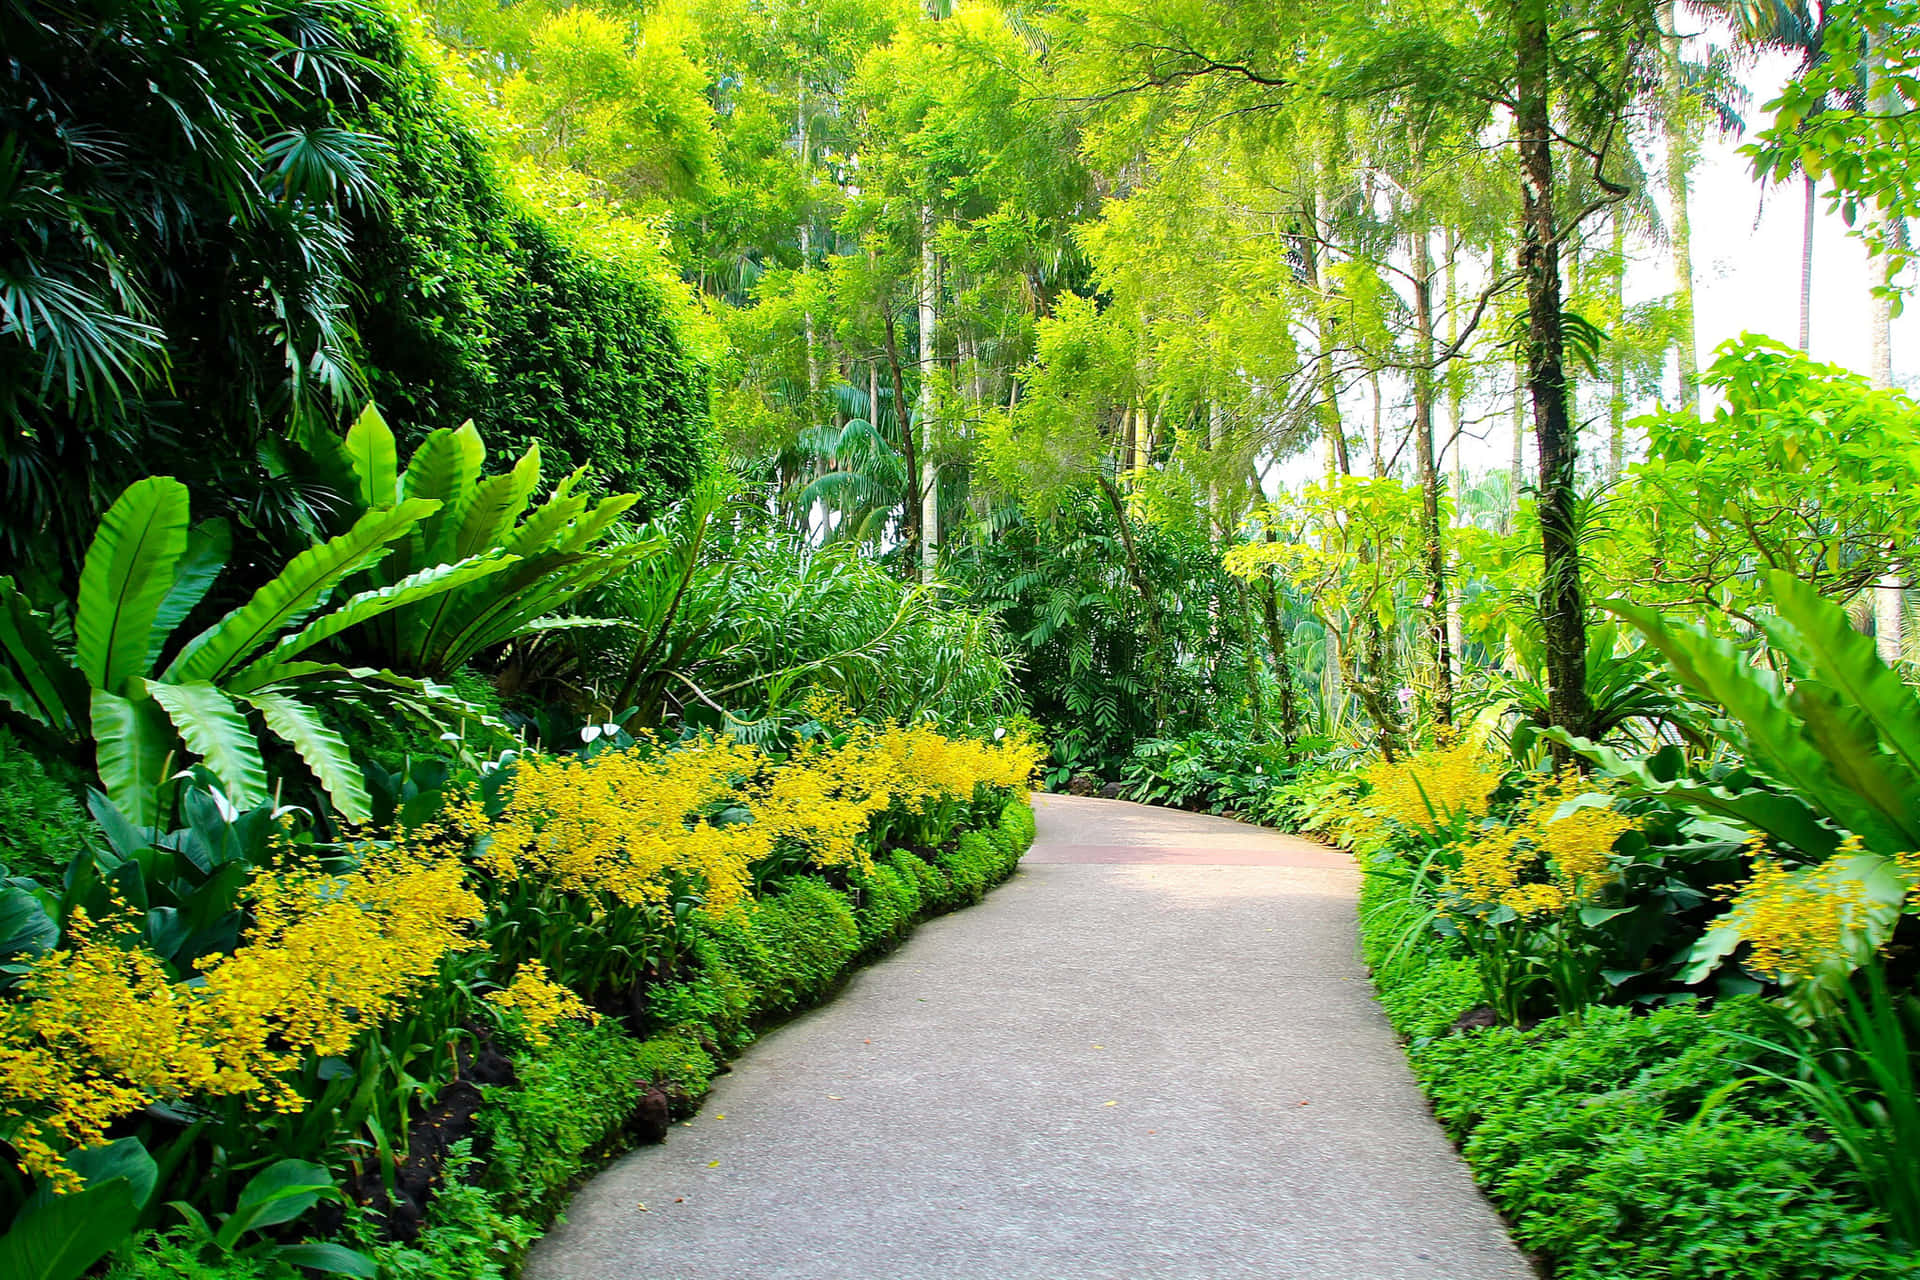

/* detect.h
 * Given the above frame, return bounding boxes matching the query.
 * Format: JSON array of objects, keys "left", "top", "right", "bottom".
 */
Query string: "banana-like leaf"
[
  {"left": 145, "top": 519, "right": 232, "bottom": 670},
  {"left": 165, "top": 499, "right": 438, "bottom": 684},
  {"left": 504, "top": 469, "right": 590, "bottom": 556},
  {"left": 0, "top": 578, "right": 86, "bottom": 729},
  {"left": 76, "top": 476, "right": 191, "bottom": 696},
  {"left": 1786, "top": 680, "right": 1920, "bottom": 849},
  {"left": 454, "top": 442, "right": 540, "bottom": 562},
  {"left": 1608, "top": 599, "right": 1888, "bottom": 842},
  {"left": 344, "top": 403, "right": 400, "bottom": 510},
  {"left": 243, "top": 690, "right": 369, "bottom": 823},
  {"left": 558, "top": 493, "right": 641, "bottom": 554},
  {"left": 148, "top": 681, "right": 269, "bottom": 809},
  {"left": 253, "top": 662, "right": 511, "bottom": 735},
  {"left": 421, "top": 551, "right": 635, "bottom": 673},
  {"left": 1758, "top": 568, "right": 1920, "bottom": 796},
  {"left": 228, "top": 554, "right": 517, "bottom": 691},
  {"left": 90, "top": 688, "right": 177, "bottom": 827},
  {"left": 400, "top": 422, "right": 485, "bottom": 565},
  {"left": 1542, "top": 728, "right": 1843, "bottom": 860}
]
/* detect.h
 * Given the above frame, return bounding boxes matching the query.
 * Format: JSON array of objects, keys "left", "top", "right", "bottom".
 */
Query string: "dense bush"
[
  {"left": 0, "top": 730, "right": 93, "bottom": 882},
  {"left": 348, "top": 17, "right": 710, "bottom": 517},
  {"left": 1361, "top": 858, "right": 1920, "bottom": 1279},
  {"left": 0, "top": 1, "right": 711, "bottom": 590}
]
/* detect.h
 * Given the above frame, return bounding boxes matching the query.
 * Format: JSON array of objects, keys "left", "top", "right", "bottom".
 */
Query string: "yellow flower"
[
  {"left": 1725, "top": 843, "right": 1874, "bottom": 979},
  {"left": 1363, "top": 741, "right": 1503, "bottom": 834},
  {"left": 485, "top": 961, "right": 595, "bottom": 1046}
]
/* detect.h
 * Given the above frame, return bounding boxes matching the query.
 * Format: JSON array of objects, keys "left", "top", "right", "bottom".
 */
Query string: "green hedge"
[
  {"left": 1360, "top": 866, "right": 1920, "bottom": 1279},
  {"left": 106, "top": 794, "right": 1036, "bottom": 1280},
  {"left": 347, "top": 17, "right": 712, "bottom": 515}
]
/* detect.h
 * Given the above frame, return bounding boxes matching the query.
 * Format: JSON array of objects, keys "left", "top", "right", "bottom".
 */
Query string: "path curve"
[{"left": 525, "top": 794, "right": 1533, "bottom": 1280}]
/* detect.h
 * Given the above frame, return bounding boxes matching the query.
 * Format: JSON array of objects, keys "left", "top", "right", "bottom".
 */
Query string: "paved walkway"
[{"left": 526, "top": 794, "right": 1533, "bottom": 1280}]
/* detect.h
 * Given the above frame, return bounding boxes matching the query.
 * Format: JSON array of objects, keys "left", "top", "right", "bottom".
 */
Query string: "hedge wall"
[{"left": 349, "top": 17, "right": 712, "bottom": 515}]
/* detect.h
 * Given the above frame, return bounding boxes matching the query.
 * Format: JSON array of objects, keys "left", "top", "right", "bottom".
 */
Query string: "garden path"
[{"left": 525, "top": 794, "right": 1533, "bottom": 1280}]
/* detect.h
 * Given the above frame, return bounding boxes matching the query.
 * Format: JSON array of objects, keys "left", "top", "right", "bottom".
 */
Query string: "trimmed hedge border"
[
  {"left": 1358, "top": 865, "right": 1920, "bottom": 1280},
  {"left": 108, "top": 796, "right": 1037, "bottom": 1280}
]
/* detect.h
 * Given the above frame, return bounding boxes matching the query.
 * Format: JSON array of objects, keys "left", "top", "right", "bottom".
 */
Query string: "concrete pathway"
[{"left": 525, "top": 794, "right": 1533, "bottom": 1280}]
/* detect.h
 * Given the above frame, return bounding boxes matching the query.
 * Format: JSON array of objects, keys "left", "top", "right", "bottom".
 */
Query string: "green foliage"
[
  {"left": 592, "top": 487, "right": 1020, "bottom": 736},
  {"left": 0, "top": 731, "right": 93, "bottom": 883},
  {"left": 953, "top": 494, "right": 1261, "bottom": 780},
  {"left": 478, "top": 1020, "right": 658, "bottom": 1222},
  {"left": 320, "top": 406, "right": 652, "bottom": 680},
  {"left": 1600, "top": 337, "right": 1920, "bottom": 622},
  {"left": 0, "top": 0, "right": 378, "bottom": 571},
  {"left": 0, "top": 478, "right": 501, "bottom": 825},
  {"left": 1361, "top": 858, "right": 1920, "bottom": 1279},
  {"left": 347, "top": 16, "right": 712, "bottom": 518}
]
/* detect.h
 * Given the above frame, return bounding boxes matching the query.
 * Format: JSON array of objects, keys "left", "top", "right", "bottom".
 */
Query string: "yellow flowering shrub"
[
  {"left": 1445, "top": 775, "right": 1640, "bottom": 920},
  {"left": 0, "top": 838, "right": 479, "bottom": 1188},
  {"left": 1362, "top": 741, "right": 1504, "bottom": 835},
  {"left": 0, "top": 719, "right": 1039, "bottom": 1188},
  {"left": 481, "top": 735, "right": 770, "bottom": 911},
  {"left": 1724, "top": 838, "right": 1876, "bottom": 979},
  {"left": 485, "top": 961, "right": 596, "bottom": 1046}
]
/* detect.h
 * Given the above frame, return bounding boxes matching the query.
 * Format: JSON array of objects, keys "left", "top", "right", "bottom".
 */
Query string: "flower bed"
[{"left": 0, "top": 724, "right": 1039, "bottom": 1280}]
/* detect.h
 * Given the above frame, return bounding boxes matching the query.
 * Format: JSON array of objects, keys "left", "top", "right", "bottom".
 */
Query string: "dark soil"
[{"left": 338, "top": 1031, "right": 517, "bottom": 1242}]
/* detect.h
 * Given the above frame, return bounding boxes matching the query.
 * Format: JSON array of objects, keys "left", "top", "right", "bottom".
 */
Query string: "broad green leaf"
[
  {"left": 90, "top": 689, "right": 177, "bottom": 827},
  {"left": 0, "top": 885, "right": 58, "bottom": 956},
  {"left": 243, "top": 690, "right": 370, "bottom": 823},
  {"left": 344, "top": 404, "right": 399, "bottom": 510},
  {"left": 454, "top": 442, "right": 541, "bottom": 561},
  {"left": 268, "top": 1243, "right": 378, "bottom": 1277},
  {"left": 76, "top": 477, "right": 190, "bottom": 695},
  {"left": 1760, "top": 568, "right": 1920, "bottom": 800},
  {"left": 40, "top": 1139, "right": 158, "bottom": 1213},
  {"left": 559, "top": 492, "right": 641, "bottom": 553},
  {"left": 147, "top": 682, "right": 268, "bottom": 809},
  {"left": 1608, "top": 599, "right": 1884, "bottom": 841},
  {"left": 165, "top": 499, "right": 438, "bottom": 684},
  {"left": 229, "top": 554, "right": 516, "bottom": 690},
  {"left": 0, "top": 1177, "right": 139, "bottom": 1280},
  {"left": 216, "top": 1159, "right": 333, "bottom": 1248},
  {"left": 505, "top": 469, "right": 590, "bottom": 557},
  {"left": 144, "top": 519, "right": 231, "bottom": 670},
  {"left": 400, "top": 421, "right": 485, "bottom": 564},
  {"left": 0, "top": 578, "right": 85, "bottom": 729}
]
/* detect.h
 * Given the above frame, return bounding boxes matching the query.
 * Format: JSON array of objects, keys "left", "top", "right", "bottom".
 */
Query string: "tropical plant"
[
  {"left": 0, "top": 477, "right": 498, "bottom": 824},
  {"left": 319, "top": 406, "right": 654, "bottom": 680},
  {"left": 0, "top": 0, "right": 380, "bottom": 568}
]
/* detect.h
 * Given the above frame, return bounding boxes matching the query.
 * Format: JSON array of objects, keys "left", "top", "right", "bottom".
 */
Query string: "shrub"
[
  {"left": 0, "top": 730, "right": 94, "bottom": 882},
  {"left": 479, "top": 1020, "right": 657, "bottom": 1222},
  {"left": 1361, "top": 860, "right": 1920, "bottom": 1278}
]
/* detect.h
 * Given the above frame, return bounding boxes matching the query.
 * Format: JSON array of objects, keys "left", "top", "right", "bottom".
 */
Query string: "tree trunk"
[
  {"left": 1368, "top": 369, "right": 1385, "bottom": 477},
  {"left": 1411, "top": 226, "right": 1454, "bottom": 728},
  {"left": 1800, "top": 173, "right": 1816, "bottom": 353},
  {"left": 1096, "top": 471, "right": 1167, "bottom": 728},
  {"left": 1867, "top": 28, "right": 1905, "bottom": 663},
  {"left": 1258, "top": 568, "right": 1299, "bottom": 745},
  {"left": 1302, "top": 181, "right": 1351, "bottom": 479},
  {"left": 918, "top": 202, "right": 940, "bottom": 580},
  {"left": 881, "top": 307, "right": 921, "bottom": 575},
  {"left": 1609, "top": 208, "right": 1627, "bottom": 481},
  {"left": 1208, "top": 396, "right": 1226, "bottom": 537},
  {"left": 1445, "top": 228, "right": 1467, "bottom": 677},
  {"left": 1658, "top": 0, "right": 1700, "bottom": 416},
  {"left": 1509, "top": 350, "right": 1526, "bottom": 531},
  {"left": 1516, "top": 0, "right": 1596, "bottom": 742}
]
